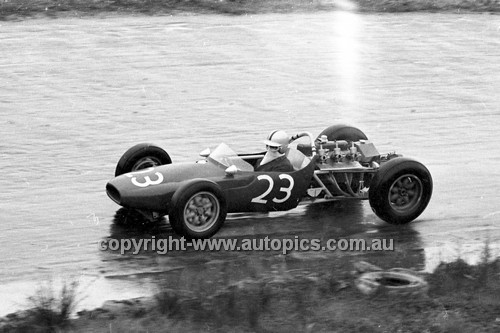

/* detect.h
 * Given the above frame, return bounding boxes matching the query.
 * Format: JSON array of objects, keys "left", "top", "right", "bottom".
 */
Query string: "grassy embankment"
[
  {"left": 0, "top": 0, "right": 499, "bottom": 20},
  {"left": 1, "top": 254, "right": 499, "bottom": 332}
]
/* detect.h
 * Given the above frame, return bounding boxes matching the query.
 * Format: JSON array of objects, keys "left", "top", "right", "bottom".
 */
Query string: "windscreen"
[{"left": 207, "top": 143, "right": 254, "bottom": 172}]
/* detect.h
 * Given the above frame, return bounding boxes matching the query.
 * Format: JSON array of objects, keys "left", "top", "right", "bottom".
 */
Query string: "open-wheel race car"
[{"left": 106, "top": 125, "right": 432, "bottom": 239}]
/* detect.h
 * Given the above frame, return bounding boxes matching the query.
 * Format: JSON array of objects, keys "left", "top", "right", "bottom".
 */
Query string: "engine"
[{"left": 306, "top": 136, "right": 385, "bottom": 199}]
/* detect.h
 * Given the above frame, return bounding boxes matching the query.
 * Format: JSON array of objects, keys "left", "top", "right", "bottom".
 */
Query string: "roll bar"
[{"left": 289, "top": 132, "right": 316, "bottom": 156}]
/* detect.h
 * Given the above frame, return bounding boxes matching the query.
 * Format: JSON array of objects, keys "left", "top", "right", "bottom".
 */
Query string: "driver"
[{"left": 255, "top": 130, "right": 294, "bottom": 172}]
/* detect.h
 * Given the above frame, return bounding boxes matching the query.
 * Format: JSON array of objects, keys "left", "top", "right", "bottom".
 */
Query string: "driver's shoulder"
[{"left": 256, "top": 155, "right": 293, "bottom": 172}]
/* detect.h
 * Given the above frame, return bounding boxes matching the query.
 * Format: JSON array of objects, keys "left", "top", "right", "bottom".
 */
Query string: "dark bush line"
[{"left": 1, "top": 0, "right": 499, "bottom": 21}]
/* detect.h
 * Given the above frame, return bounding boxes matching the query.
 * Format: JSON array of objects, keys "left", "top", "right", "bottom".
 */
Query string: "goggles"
[{"left": 266, "top": 145, "right": 280, "bottom": 151}]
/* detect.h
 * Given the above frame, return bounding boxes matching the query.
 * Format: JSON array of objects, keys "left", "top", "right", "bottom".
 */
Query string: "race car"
[{"left": 106, "top": 125, "right": 433, "bottom": 239}]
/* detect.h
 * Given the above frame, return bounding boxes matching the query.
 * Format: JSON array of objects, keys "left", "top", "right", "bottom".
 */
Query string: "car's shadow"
[
  {"left": 220, "top": 200, "right": 370, "bottom": 240},
  {"left": 109, "top": 208, "right": 171, "bottom": 238},
  {"left": 109, "top": 199, "right": 370, "bottom": 241}
]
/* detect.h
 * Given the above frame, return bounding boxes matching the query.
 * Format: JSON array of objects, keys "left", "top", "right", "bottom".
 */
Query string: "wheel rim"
[
  {"left": 183, "top": 191, "right": 220, "bottom": 232},
  {"left": 388, "top": 174, "right": 423, "bottom": 213},
  {"left": 132, "top": 156, "right": 162, "bottom": 171}
]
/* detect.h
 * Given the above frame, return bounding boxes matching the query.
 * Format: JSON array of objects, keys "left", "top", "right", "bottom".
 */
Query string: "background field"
[{"left": 1, "top": 0, "right": 499, "bottom": 20}]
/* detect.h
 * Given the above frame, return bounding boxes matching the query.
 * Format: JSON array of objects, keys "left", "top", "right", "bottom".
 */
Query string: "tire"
[
  {"left": 355, "top": 270, "right": 428, "bottom": 296},
  {"left": 317, "top": 124, "right": 368, "bottom": 142},
  {"left": 369, "top": 157, "right": 432, "bottom": 224},
  {"left": 115, "top": 143, "right": 172, "bottom": 176},
  {"left": 169, "top": 180, "right": 227, "bottom": 239},
  {"left": 298, "top": 124, "right": 368, "bottom": 156}
]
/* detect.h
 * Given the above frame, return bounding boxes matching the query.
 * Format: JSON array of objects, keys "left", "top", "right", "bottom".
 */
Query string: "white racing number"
[
  {"left": 251, "top": 174, "right": 294, "bottom": 204},
  {"left": 126, "top": 168, "right": 164, "bottom": 188},
  {"left": 273, "top": 174, "right": 294, "bottom": 203}
]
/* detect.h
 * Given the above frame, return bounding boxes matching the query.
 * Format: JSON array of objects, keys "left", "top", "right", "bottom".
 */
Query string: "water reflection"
[
  {"left": 103, "top": 200, "right": 425, "bottom": 273},
  {"left": 107, "top": 199, "right": 367, "bottom": 240},
  {"left": 304, "top": 201, "right": 367, "bottom": 237}
]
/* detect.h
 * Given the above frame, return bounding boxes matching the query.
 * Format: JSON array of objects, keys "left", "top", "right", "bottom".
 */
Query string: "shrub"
[{"left": 25, "top": 280, "right": 80, "bottom": 332}]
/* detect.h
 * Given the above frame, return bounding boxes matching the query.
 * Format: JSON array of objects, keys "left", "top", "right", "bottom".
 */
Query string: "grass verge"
[
  {"left": 1, "top": 256, "right": 498, "bottom": 332},
  {"left": 1, "top": 0, "right": 499, "bottom": 21}
]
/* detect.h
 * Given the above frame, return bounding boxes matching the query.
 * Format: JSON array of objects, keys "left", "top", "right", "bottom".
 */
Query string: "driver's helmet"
[{"left": 263, "top": 130, "right": 289, "bottom": 153}]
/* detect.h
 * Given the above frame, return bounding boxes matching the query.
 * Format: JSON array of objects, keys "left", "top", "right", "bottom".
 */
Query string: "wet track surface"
[{"left": 0, "top": 12, "right": 499, "bottom": 314}]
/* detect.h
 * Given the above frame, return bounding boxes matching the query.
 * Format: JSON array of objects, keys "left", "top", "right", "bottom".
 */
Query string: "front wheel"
[
  {"left": 115, "top": 143, "right": 172, "bottom": 176},
  {"left": 369, "top": 157, "right": 432, "bottom": 224},
  {"left": 169, "top": 180, "right": 227, "bottom": 239}
]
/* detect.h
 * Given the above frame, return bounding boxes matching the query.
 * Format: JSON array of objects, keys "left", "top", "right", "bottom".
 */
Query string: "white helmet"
[{"left": 263, "top": 130, "right": 289, "bottom": 153}]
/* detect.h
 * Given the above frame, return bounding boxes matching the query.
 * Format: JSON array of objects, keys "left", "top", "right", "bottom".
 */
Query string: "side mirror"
[
  {"left": 199, "top": 148, "right": 211, "bottom": 157},
  {"left": 225, "top": 165, "right": 238, "bottom": 176}
]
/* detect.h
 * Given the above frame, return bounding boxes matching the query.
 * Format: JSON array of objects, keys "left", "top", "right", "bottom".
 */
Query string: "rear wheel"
[
  {"left": 298, "top": 125, "right": 368, "bottom": 156},
  {"left": 318, "top": 124, "right": 368, "bottom": 142},
  {"left": 369, "top": 157, "right": 432, "bottom": 224},
  {"left": 169, "top": 181, "right": 227, "bottom": 239},
  {"left": 115, "top": 143, "right": 172, "bottom": 176}
]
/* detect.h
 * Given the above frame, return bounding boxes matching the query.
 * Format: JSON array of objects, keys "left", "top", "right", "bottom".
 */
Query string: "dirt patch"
[{"left": 1, "top": 0, "right": 499, "bottom": 21}]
